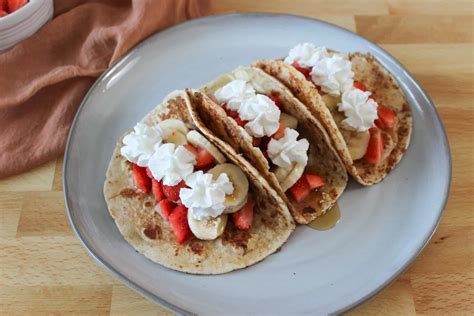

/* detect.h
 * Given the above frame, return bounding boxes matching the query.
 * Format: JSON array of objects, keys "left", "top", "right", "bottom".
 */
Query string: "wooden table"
[{"left": 1, "top": 1, "right": 472, "bottom": 314}]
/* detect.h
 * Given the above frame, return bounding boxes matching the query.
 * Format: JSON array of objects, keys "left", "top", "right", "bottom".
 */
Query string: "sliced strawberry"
[
  {"left": 234, "top": 116, "right": 246, "bottom": 127},
  {"left": 369, "top": 94, "right": 377, "bottom": 101},
  {"left": 158, "top": 199, "right": 176, "bottom": 220},
  {"left": 146, "top": 167, "right": 153, "bottom": 179},
  {"left": 252, "top": 137, "right": 261, "bottom": 147},
  {"left": 207, "top": 94, "right": 219, "bottom": 104},
  {"left": 132, "top": 164, "right": 151, "bottom": 193},
  {"left": 291, "top": 62, "right": 312, "bottom": 80},
  {"left": 289, "top": 176, "right": 311, "bottom": 202},
  {"left": 268, "top": 95, "right": 282, "bottom": 108},
  {"left": 195, "top": 149, "right": 215, "bottom": 169},
  {"left": 223, "top": 104, "right": 240, "bottom": 119},
  {"left": 0, "top": 9, "right": 7, "bottom": 16},
  {"left": 183, "top": 143, "right": 199, "bottom": 156},
  {"left": 168, "top": 205, "right": 192, "bottom": 244},
  {"left": 232, "top": 198, "right": 255, "bottom": 230},
  {"left": 375, "top": 106, "right": 395, "bottom": 129},
  {"left": 305, "top": 173, "right": 325, "bottom": 189},
  {"left": 162, "top": 181, "right": 187, "bottom": 202},
  {"left": 1, "top": 0, "right": 7, "bottom": 11},
  {"left": 184, "top": 144, "right": 214, "bottom": 169},
  {"left": 272, "top": 122, "right": 285, "bottom": 140},
  {"left": 354, "top": 81, "right": 367, "bottom": 91},
  {"left": 152, "top": 179, "right": 166, "bottom": 202},
  {"left": 364, "top": 127, "right": 384, "bottom": 164},
  {"left": 7, "top": 0, "right": 26, "bottom": 13},
  {"left": 259, "top": 136, "right": 271, "bottom": 158}
]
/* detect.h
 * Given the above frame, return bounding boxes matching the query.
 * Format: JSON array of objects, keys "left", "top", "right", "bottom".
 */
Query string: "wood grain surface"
[{"left": 1, "top": 0, "right": 473, "bottom": 315}]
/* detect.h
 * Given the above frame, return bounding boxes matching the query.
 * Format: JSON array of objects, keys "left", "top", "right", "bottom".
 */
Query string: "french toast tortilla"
[
  {"left": 255, "top": 52, "right": 412, "bottom": 185},
  {"left": 197, "top": 67, "right": 348, "bottom": 224},
  {"left": 103, "top": 90, "right": 295, "bottom": 274}
]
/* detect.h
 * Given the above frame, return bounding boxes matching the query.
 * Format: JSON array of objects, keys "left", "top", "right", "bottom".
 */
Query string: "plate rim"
[{"left": 63, "top": 13, "right": 452, "bottom": 315}]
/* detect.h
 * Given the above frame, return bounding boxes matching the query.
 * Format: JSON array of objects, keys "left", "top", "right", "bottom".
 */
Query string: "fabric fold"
[{"left": 0, "top": 0, "right": 211, "bottom": 178}]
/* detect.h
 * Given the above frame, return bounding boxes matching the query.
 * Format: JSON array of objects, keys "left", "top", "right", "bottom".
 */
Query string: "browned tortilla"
[
  {"left": 254, "top": 52, "right": 412, "bottom": 185},
  {"left": 103, "top": 90, "right": 295, "bottom": 274},
  {"left": 196, "top": 66, "right": 348, "bottom": 224}
]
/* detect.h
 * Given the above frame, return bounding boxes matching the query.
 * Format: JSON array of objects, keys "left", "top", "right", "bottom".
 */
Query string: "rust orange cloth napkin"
[{"left": 0, "top": 0, "right": 211, "bottom": 179}]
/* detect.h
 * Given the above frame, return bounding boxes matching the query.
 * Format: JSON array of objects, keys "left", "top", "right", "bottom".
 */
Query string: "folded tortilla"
[
  {"left": 254, "top": 52, "right": 412, "bottom": 185},
  {"left": 103, "top": 90, "right": 295, "bottom": 274},
  {"left": 196, "top": 67, "right": 348, "bottom": 225}
]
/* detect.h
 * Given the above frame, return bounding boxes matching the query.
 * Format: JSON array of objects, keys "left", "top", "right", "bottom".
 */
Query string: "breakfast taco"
[
  {"left": 195, "top": 66, "right": 348, "bottom": 225},
  {"left": 103, "top": 90, "right": 295, "bottom": 275},
  {"left": 254, "top": 43, "right": 412, "bottom": 185}
]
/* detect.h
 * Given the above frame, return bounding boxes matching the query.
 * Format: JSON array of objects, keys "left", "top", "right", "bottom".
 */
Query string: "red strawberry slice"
[
  {"left": 158, "top": 199, "right": 176, "bottom": 220},
  {"left": 272, "top": 122, "right": 285, "bottom": 140},
  {"left": 168, "top": 205, "right": 192, "bottom": 244},
  {"left": 259, "top": 136, "right": 271, "bottom": 159},
  {"left": 1, "top": 0, "right": 7, "bottom": 11},
  {"left": 207, "top": 94, "right": 219, "bottom": 104},
  {"left": 289, "top": 176, "right": 311, "bottom": 202},
  {"left": 0, "top": 9, "right": 7, "bottom": 16},
  {"left": 375, "top": 106, "right": 395, "bottom": 129},
  {"left": 354, "top": 81, "right": 367, "bottom": 91},
  {"left": 162, "top": 181, "right": 187, "bottom": 202},
  {"left": 268, "top": 95, "right": 282, "bottom": 108},
  {"left": 232, "top": 198, "right": 255, "bottom": 230},
  {"left": 223, "top": 104, "right": 240, "bottom": 119},
  {"left": 183, "top": 143, "right": 199, "bottom": 156},
  {"left": 291, "top": 62, "right": 312, "bottom": 80},
  {"left": 7, "top": 0, "right": 26, "bottom": 13},
  {"left": 146, "top": 167, "right": 153, "bottom": 179},
  {"left": 305, "top": 174, "right": 325, "bottom": 189},
  {"left": 234, "top": 116, "right": 246, "bottom": 127},
  {"left": 252, "top": 137, "right": 261, "bottom": 147},
  {"left": 132, "top": 164, "right": 151, "bottom": 193},
  {"left": 195, "top": 149, "right": 215, "bottom": 169},
  {"left": 152, "top": 179, "right": 166, "bottom": 202},
  {"left": 183, "top": 143, "right": 215, "bottom": 169},
  {"left": 364, "top": 127, "right": 384, "bottom": 164}
]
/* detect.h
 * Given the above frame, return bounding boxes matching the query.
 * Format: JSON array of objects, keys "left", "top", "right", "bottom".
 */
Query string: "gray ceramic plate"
[{"left": 64, "top": 14, "right": 451, "bottom": 315}]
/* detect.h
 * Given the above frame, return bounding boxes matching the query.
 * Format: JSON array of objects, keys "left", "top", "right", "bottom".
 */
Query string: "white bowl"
[{"left": 0, "top": 0, "right": 53, "bottom": 52}]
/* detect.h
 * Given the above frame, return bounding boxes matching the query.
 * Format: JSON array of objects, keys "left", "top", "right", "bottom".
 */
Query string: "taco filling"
[
  {"left": 120, "top": 118, "right": 255, "bottom": 244},
  {"left": 208, "top": 80, "right": 325, "bottom": 205},
  {"left": 283, "top": 43, "right": 396, "bottom": 165}
]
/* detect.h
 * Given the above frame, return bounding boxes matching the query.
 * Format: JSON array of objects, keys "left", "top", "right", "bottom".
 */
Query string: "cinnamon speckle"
[{"left": 143, "top": 225, "right": 161, "bottom": 240}]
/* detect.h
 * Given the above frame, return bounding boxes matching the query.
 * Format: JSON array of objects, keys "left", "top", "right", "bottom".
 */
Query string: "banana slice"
[
  {"left": 158, "top": 119, "right": 188, "bottom": 135},
  {"left": 163, "top": 130, "right": 187, "bottom": 146},
  {"left": 279, "top": 163, "right": 305, "bottom": 192},
  {"left": 158, "top": 119, "right": 188, "bottom": 146},
  {"left": 280, "top": 113, "right": 298, "bottom": 129},
  {"left": 208, "top": 163, "right": 249, "bottom": 213},
  {"left": 321, "top": 94, "right": 340, "bottom": 113},
  {"left": 188, "top": 213, "right": 228, "bottom": 240},
  {"left": 186, "top": 130, "right": 226, "bottom": 163},
  {"left": 340, "top": 129, "right": 370, "bottom": 160},
  {"left": 274, "top": 164, "right": 292, "bottom": 182}
]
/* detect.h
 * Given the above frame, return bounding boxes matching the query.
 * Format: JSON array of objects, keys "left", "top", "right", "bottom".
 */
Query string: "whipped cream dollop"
[
  {"left": 338, "top": 88, "right": 378, "bottom": 132},
  {"left": 214, "top": 80, "right": 256, "bottom": 111},
  {"left": 120, "top": 122, "right": 163, "bottom": 167},
  {"left": 239, "top": 94, "right": 281, "bottom": 137},
  {"left": 267, "top": 128, "right": 309, "bottom": 168},
  {"left": 148, "top": 143, "right": 196, "bottom": 186},
  {"left": 284, "top": 43, "right": 328, "bottom": 68},
  {"left": 180, "top": 171, "right": 234, "bottom": 220},
  {"left": 310, "top": 54, "right": 354, "bottom": 96}
]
